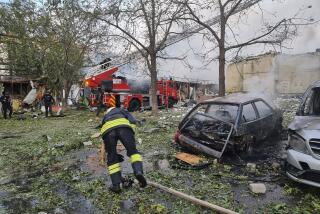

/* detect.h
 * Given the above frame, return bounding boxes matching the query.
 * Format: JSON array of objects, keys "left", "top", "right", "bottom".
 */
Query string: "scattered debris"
[
  {"left": 155, "top": 159, "right": 170, "bottom": 170},
  {"left": 137, "top": 138, "right": 142, "bottom": 144},
  {"left": 120, "top": 199, "right": 135, "bottom": 211},
  {"left": 17, "top": 114, "right": 26, "bottom": 120},
  {"left": 44, "top": 135, "right": 52, "bottom": 142},
  {"left": 90, "top": 132, "right": 101, "bottom": 139},
  {"left": 54, "top": 143, "right": 65, "bottom": 148},
  {"left": 83, "top": 141, "right": 93, "bottom": 146},
  {"left": 88, "top": 119, "right": 93, "bottom": 122},
  {"left": 249, "top": 183, "right": 267, "bottom": 194},
  {"left": 54, "top": 207, "right": 67, "bottom": 214},
  {"left": 72, "top": 174, "right": 80, "bottom": 181},
  {"left": 272, "top": 162, "right": 281, "bottom": 170},
  {"left": 0, "top": 133, "right": 21, "bottom": 139},
  {"left": 247, "top": 163, "right": 257, "bottom": 172},
  {"left": 175, "top": 152, "right": 204, "bottom": 165},
  {"left": 143, "top": 128, "right": 160, "bottom": 133},
  {"left": 0, "top": 178, "right": 13, "bottom": 185}
]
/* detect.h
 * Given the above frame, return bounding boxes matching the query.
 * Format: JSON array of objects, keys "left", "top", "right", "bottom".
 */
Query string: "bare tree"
[
  {"left": 86, "top": 0, "right": 186, "bottom": 115},
  {"left": 176, "top": 0, "right": 312, "bottom": 96}
]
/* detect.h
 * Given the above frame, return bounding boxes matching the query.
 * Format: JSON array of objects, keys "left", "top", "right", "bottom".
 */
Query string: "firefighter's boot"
[
  {"left": 108, "top": 163, "right": 122, "bottom": 193},
  {"left": 130, "top": 154, "right": 147, "bottom": 188}
]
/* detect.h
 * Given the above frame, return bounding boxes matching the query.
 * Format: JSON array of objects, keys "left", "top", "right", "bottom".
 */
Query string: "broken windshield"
[{"left": 187, "top": 103, "right": 239, "bottom": 124}]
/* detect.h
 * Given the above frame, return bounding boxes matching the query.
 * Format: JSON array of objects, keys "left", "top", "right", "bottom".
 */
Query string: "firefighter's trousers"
[
  {"left": 102, "top": 127, "right": 144, "bottom": 186},
  {"left": 2, "top": 105, "right": 12, "bottom": 119}
]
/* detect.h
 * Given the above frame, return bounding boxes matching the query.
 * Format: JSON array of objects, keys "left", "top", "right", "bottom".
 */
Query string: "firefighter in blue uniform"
[
  {"left": 100, "top": 95, "right": 147, "bottom": 193},
  {"left": 1, "top": 92, "right": 13, "bottom": 119},
  {"left": 42, "top": 90, "right": 55, "bottom": 117}
]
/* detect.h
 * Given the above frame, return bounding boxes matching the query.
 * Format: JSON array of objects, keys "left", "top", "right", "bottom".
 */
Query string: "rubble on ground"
[
  {"left": 249, "top": 183, "right": 267, "bottom": 194},
  {"left": 1, "top": 107, "right": 319, "bottom": 213},
  {"left": 83, "top": 141, "right": 93, "bottom": 146}
]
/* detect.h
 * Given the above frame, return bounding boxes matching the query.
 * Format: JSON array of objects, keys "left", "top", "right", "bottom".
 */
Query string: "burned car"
[
  {"left": 174, "top": 93, "right": 282, "bottom": 158},
  {"left": 286, "top": 81, "right": 320, "bottom": 188}
]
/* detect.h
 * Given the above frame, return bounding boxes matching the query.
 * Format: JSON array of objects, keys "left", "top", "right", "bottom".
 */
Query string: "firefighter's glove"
[
  {"left": 95, "top": 124, "right": 102, "bottom": 129},
  {"left": 136, "top": 119, "right": 146, "bottom": 127},
  {"left": 136, "top": 120, "right": 142, "bottom": 127}
]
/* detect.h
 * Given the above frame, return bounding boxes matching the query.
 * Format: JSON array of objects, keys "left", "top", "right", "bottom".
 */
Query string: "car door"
[
  {"left": 253, "top": 100, "right": 275, "bottom": 140},
  {"left": 239, "top": 102, "right": 259, "bottom": 140}
]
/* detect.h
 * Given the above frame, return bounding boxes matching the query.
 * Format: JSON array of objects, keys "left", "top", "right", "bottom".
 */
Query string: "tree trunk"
[
  {"left": 62, "top": 79, "right": 71, "bottom": 110},
  {"left": 218, "top": 46, "right": 226, "bottom": 97},
  {"left": 150, "top": 54, "right": 158, "bottom": 116},
  {"left": 219, "top": 15, "right": 226, "bottom": 97}
]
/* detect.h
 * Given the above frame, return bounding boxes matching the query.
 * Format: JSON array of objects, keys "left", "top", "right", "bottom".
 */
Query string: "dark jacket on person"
[
  {"left": 1, "top": 95, "right": 12, "bottom": 107},
  {"left": 42, "top": 93, "right": 54, "bottom": 106},
  {"left": 100, "top": 107, "right": 137, "bottom": 137}
]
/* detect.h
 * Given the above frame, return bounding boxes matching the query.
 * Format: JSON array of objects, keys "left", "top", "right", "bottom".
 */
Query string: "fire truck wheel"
[{"left": 128, "top": 99, "right": 141, "bottom": 112}]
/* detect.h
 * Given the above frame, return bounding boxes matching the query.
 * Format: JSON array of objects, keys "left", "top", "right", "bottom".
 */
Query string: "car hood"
[{"left": 288, "top": 116, "right": 320, "bottom": 140}]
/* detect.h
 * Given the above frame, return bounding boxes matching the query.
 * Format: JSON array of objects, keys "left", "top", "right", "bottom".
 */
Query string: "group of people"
[{"left": 0, "top": 90, "right": 55, "bottom": 119}]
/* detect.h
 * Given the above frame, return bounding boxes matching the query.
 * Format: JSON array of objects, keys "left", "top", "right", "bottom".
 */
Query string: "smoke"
[{"left": 127, "top": 79, "right": 150, "bottom": 94}]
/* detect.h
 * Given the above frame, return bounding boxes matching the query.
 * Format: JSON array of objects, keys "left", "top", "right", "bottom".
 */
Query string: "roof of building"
[{"left": 0, "top": 75, "right": 42, "bottom": 83}]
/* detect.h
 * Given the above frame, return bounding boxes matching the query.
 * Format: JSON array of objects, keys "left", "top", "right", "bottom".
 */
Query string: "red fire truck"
[{"left": 82, "top": 61, "right": 179, "bottom": 111}]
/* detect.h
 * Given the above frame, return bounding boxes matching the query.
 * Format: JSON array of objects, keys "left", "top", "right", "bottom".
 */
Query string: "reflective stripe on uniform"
[
  {"left": 108, "top": 163, "right": 121, "bottom": 174},
  {"left": 100, "top": 118, "right": 136, "bottom": 135},
  {"left": 108, "top": 163, "right": 120, "bottom": 171},
  {"left": 130, "top": 154, "right": 142, "bottom": 163}
]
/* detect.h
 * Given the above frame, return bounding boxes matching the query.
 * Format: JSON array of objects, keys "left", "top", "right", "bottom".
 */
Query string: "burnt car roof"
[{"left": 201, "top": 93, "right": 263, "bottom": 104}]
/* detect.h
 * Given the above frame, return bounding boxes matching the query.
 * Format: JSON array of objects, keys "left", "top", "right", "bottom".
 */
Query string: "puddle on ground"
[
  {"left": 64, "top": 147, "right": 156, "bottom": 181},
  {"left": 53, "top": 180, "right": 103, "bottom": 214}
]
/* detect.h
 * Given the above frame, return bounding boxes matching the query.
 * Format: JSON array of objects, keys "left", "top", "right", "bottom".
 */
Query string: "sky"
[
  {"left": 1, "top": 0, "right": 319, "bottom": 83},
  {"left": 155, "top": 0, "right": 320, "bottom": 84}
]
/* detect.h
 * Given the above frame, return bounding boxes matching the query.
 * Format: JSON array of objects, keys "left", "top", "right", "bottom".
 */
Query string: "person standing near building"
[
  {"left": 96, "top": 88, "right": 107, "bottom": 117},
  {"left": 1, "top": 92, "right": 13, "bottom": 119},
  {"left": 100, "top": 95, "right": 147, "bottom": 193},
  {"left": 42, "top": 90, "right": 55, "bottom": 117}
]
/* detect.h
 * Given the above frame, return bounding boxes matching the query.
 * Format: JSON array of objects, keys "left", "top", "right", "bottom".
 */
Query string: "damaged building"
[
  {"left": 226, "top": 51, "right": 320, "bottom": 96},
  {"left": 0, "top": 75, "right": 34, "bottom": 98}
]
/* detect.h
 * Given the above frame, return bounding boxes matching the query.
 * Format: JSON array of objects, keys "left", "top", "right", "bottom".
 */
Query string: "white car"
[{"left": 286, "top": 80, "right": 320, "bottom": 187}]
